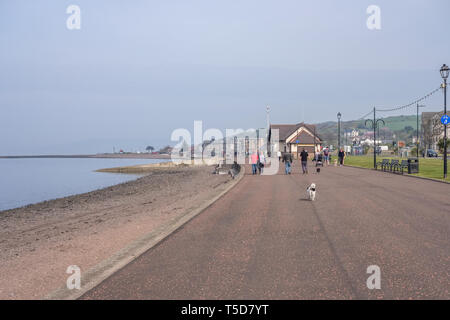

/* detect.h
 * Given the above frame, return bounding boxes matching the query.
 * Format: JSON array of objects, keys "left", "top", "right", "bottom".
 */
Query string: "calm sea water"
[{"left": 0, "top": 158, "right": 167, "bottom": 211}]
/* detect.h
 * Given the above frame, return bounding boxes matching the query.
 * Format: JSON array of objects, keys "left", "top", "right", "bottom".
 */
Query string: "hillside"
[{"left": 315, "top": 115, "right": 419, "bottom": 146}]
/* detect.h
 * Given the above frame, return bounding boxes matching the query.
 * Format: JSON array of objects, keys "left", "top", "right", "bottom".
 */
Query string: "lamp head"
[
  {"left": 440, "top": 64, "right": 449, "bottom": 80},
  {"left": 337, "top": 112, "right": 342, "bottom": 120}
]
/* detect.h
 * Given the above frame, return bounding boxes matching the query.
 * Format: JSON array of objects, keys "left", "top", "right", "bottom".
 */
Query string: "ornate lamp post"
[
  {"left": 365, "top": 107, "right": 385, "bottom": 169},
  {"left": 440, "top": 64, "right": 449, "bottom": 178}
]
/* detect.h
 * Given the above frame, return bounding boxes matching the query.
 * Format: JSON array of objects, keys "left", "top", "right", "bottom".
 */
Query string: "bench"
[
  {"left": 376, "top": 159, "right": 390, "bottom": 171},
  {"left": 214, "top": 161, "right": 241, "bottom": 179},
  {"left": 377, "top": 158, "right": 419, "bottom": 175},
  {"left": 390, "top": 159, "right": 400, "bottom": 173},
  {"left": 399, "top": 160, "right": 409, "bottom": 174},
  {"left": 229, "top": 162, "right": 241, "bottom": 179}
]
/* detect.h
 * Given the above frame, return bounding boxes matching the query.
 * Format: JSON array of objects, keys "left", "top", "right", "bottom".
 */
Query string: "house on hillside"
[
  {"left": 422, "top": 111, "right": 450, "bottom": 150},
  {"left": 359, "top": 132, "right": 382, "bottom": 146},
  {"left": 268, "top": 123, "right": 323, "bottom": 159}
]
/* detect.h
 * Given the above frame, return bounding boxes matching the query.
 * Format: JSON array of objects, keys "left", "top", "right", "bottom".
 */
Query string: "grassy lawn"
[{"left": 344, "top": 155, "right": 450, "bottom": 182}]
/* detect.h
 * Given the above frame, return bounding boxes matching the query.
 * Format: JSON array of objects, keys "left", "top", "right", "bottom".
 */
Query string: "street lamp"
[
  {"left": 440, "top": 64, "right": 449, "bottom": 178},
  {"left": 313, "top": 125, "right": 317, "bottom": 154},
  {"left": 416, "top": 104, "right": 425, "bottom": 162},
  {"left": 337, "top": 112, "right": 342, "bottom": 151},
  {"left": 365, "top": 107, "right": 384, "bottom": 169}
]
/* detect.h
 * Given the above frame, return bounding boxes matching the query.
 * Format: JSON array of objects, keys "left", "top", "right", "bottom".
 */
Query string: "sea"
[{"left": 0, "top": 157, "right": 167, "bottom": 211}]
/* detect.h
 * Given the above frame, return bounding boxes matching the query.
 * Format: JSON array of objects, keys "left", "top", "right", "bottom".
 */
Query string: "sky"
[{"left": 0, "top": 0, "right": 449, "bottom": 154}]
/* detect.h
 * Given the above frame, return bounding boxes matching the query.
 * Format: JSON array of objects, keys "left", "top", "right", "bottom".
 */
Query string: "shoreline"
[
  {"left": 0, "top": 173, "right": 144, "bottom": 215},
  {"left": 0, "top": 160, "right": 209, "bottom": 214},
  {"left": 95, "top": 160, "right": 180, "bottom": 173},
  {"left": 0, "top": 159, "right": 172, "bottom": 213},
  {"left": 0, "top": 164, "right": 236, "bottom": 299},
  {"left": 0, "top": 153, "right": 171, "bottom": 160}
]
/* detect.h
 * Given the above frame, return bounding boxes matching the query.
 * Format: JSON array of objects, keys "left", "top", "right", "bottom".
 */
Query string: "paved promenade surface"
[{"left": 82, "top": 163, "right": 449, "bottom": 299}]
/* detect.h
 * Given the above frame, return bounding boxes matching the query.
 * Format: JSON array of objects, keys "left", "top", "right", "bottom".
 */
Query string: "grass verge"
[{"left": 344, "top": 155, "right": 450, "bottom": 182}]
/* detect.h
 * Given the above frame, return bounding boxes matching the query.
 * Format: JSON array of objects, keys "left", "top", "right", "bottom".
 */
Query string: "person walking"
[
  {"left": 282, "top": 152, "right": 293, "bottom": 174},
  {"left": 251, "top": 152, "right": 259, "bottom": 175},
  {"left": 300, "top": 148, "right": 309, "bottom": 174},
  {"left": 277, "top": 150, "right": 282, "bottom": 162},
  {"left": 316, "top": 152, "right": 323, "bottom": 167},
  {"left": 338, "top": 148, "right": 345, "bottom": 166},
  {"left": 258, "top": 152, "right": 265, "bottom": 175},
  {"left": 323, "top": 147, "right": 330, "bottom": 166}
]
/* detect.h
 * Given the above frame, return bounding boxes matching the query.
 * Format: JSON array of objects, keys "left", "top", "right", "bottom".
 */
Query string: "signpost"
[{"left": 441, "top": 114, "right": 449, "bottom": 125}]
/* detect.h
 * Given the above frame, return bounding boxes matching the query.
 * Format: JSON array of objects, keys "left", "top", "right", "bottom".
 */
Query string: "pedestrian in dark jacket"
[
  {"left": 338, "top": 148, "right": 345, "bottom": 166},
  {"left": 300, "top": 149, "right": 309, "bottom": 174},
  {"left": 282, "top": 152, "right": 293, "bottom": 174}
]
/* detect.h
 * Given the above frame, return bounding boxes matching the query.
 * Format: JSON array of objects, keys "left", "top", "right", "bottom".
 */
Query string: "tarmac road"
[{"left": 81, "top": 162, "right": 449, "bottom": 299}]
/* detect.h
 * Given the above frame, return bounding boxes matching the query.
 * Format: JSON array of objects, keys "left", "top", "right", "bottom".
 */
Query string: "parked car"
[{"left": 427, "top": 149, "right": 438, "bottom": 157}]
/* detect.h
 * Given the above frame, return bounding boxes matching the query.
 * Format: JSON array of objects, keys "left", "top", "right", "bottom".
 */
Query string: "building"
[
  {"left": 421, "top": 111, "right": 437, "bottom": 149},
  {"left": 268, "top": 123, "right": 323, "bottom": 159},
  {"left": 430, "top": 111, "right": 450, "bottom": 150},
  {"left": 422, "top": 111, "right": 450, "bottom": 150},
  {"left": 345, "top": 129, "right": 361, "bottom": 145}
]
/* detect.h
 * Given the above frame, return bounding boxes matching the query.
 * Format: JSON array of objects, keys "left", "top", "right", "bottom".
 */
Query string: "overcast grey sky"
[{"left": 0, "top": 0, "right": 449, "bottom": 154}]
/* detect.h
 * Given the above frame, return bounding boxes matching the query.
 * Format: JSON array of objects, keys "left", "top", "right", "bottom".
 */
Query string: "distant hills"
[{"left": 315, "top": 115, "right": 419, "bottom": 146}]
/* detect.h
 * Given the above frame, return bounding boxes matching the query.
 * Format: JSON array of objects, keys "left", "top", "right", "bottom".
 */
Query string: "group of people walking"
[
  {"left": 316, "top": 147, "right": 346, "bottom": 166},
  {"left": 250, "top": 151, "right": 266, "bottom": 175},
  {"left": 250, "top": 147, "right": 346, "bottom": 175},
  {"left": 281, "top": 149, "right": 310, "bottom": 175},
  {"left": 278, "top": 147, "right": 346, "bottom": 175}
]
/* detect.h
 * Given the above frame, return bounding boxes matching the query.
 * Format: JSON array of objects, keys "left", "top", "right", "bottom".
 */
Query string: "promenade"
[{"left": 82, "top": 163, "right": 449, "bottom": 299}]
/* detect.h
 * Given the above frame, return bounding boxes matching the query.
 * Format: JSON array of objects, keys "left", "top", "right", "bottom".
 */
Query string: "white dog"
[{"left": 307, "top": 183, "right": 317, "bottom": 201}]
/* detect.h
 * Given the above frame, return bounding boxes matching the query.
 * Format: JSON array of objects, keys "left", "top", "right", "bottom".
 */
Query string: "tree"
[
  {"left": 363, "top": 145, "right": 370, "bottom": 155},
  {"left": 146, "top": 146, "right": 154, "bottom": 153},
  {"left": 422, "top": 114, "right": 434, "bottom": 149},
  {"left": 404, "top": 125, "right": 414, "bottom": 133},
  {"left": 437, "top": 138, "right": 450, "bottom": 154}
]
